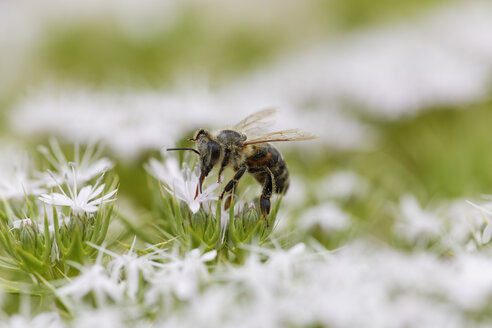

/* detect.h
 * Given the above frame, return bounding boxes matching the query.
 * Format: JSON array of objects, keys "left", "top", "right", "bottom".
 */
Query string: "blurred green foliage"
[
  {"left": 38, "top": 9, "right": 283, "bottom": 87},
  {"left": 31, "top": 0, "right": 447, "bottom": 88},
  {"left": 359, "top": 103, "right": 492, "bottom": 203},
  {"left": 318, "top": 0, "right": 446, "bottom": 29},
  {"left": 279, "top": 103, "right": 492, "bottom": 239}
]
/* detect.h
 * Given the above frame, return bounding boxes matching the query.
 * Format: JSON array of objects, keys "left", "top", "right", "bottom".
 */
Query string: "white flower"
[
  {"left": 11, "top": 208, "right": 71, "bottom": 234},
  {"left": 0, "top": 171, "right": 45, "bottom": 200},
  {"left": 146, "top": 156, "right": 219, "bottom": 214},
  {"left": 89, "top": 239, "right": 165, "bottom": 301},
  {"left": 146, "top": 248, "right": 216, "bottom": 303},
  {"left": 299, "top": 202, "right": 351, "bottom": 232},
  {"left": 394, "top": 195, "right": 442, "bottom": 244},
  {"left": 319, "top": 171, "right": 367, "bottom": 200},
  {"left": 39, "top": 168, "right": 117, "bottom": 216},
  {"left": 58, "top": 264, "right": 124, "bottom": 305},
  {"left": 2, "top": 313, "right": 64, "bottom": 328},
  {"left": 10, "top": 218, "right": 34, "bottom": 230},
  {"left": 37, "top": 139, "right": 113, "bottom": 188},
  {"left": 0, "top": 148, "right": 45, "bottom": 200},
  {"left": 72, "top": 307, "right": 126, "bottom": 328},
  {"left": 465, "top": 199, "right": 492, "bottom": 246},
  {"left": 225, "top": 243, "right": 309, "bottom": 294},
  {"left": 444, "top": 201, "right": 484, "bottom": 250}
]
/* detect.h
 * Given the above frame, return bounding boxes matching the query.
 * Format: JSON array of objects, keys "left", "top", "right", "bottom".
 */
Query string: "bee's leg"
[
  {"left": 224, "top": 190, "right": 237, "bottom": 211},
  {"left": 217, "top": 149, "right": 230, "bottom": 183},
  {"left": 259, "top": 168, "right": 274, "bottom": 217},
  {"left": 220, "top": 165, "right": 247, "bottom": 200}
]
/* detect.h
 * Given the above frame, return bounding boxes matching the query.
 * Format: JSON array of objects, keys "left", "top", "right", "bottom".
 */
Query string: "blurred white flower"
[
  {"left": 10, "top": 218, "right": 34, "bottom": 230},
  {"left": 282, "top": 177, "right": 307, "bottom": 209},
  {"left": 10, "top": 88, "right": 223, "bottom": 159},
  {"left": 299, "top": 202, "right": 351, "bottom": 232},
  {"left": 58, "top": 264, "right": 124, "bottom": 305},
  {"left": 394, "top": 195, "right": 442, "bottom": 244},
  {"left": 445, "top": 254, "right": 492, "bottom": 310},
  {"left": 0, "top": 172, "right": 45, "bottom": 200},
  {"left": 0, "top": 148, "right": 44, "bottom": 200},
  {"left": 10, "top": 87, "right": 369, "bottom": 156},
  {"left": 72, "top": 308, "right": 125, "bottom": 328},
  {"left": 254, "top": 243, "right": 307, "bottom": 284},
  {"left": 226, "top": 2, "right": 492, "bottom": 119},
  {"left": 146, "top": 248, "right": 216, "bottom": 302},
  {"left": 51, "top": 240, "right": 492, "bottom": 327},
  {"left": 7, "top": 1, "right": 492, "bottom": 160},
  {"left": 444, "top": 201, "right": 484, "bottom": 250},
  {"left": 465, "top": 199, "right": 492, "bottom": 246},
  {"left": 10, "top": 208, "right": 71, "bottom": 237},
  {"left": 37, "top": 139, "right": 113, "bottom": 188},
  {"left": 319, "top": 171, "right": 367, "bottom": 200},
  {"left": 0, "top": 313, "right": 64, "bottom": 328},
  {"left": 90, "top": 239, "right": 165, "bottom": 301},
  {"left": 146, "top": 156, "right": 219, "bottom": 214}
]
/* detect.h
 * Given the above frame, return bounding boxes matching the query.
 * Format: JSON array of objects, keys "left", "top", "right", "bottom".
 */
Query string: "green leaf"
[
  {"left": 171, "top": 197, "right": 186, "bottom": 236},
  {"left": 228, "top": 197, "right": 241, "bottom": 247},
  {"left": 16, "top": 247, "right": 47, "bottom": 273},
  {"left": 94, "top": 203, "right": 113, "bottom": 245},
  {"left": 65, "top": 224, "right": 86, "bottom": 263},
  {"left": 210, "top": 200, "right": 222, "bottom": 244},
  {"left": 52, "top": 205, "right": 68, "bottom": 256},
  {"left": 0, "top": 276, "right": 51, "bottom": 296},
  {"left": 42, "top": 210, "right": 52, "bottom": 263},
  {"left": 0, "top": 255, "right": 19, "bottom": 270},
  {"left": 1, "top": 198, "right": 14, "bottom": 219},
  {"left": 0, "top": 222, "right": 18, "bottom": 258},
  {"left": 91, "top": 206, "right": 103, "bottom": 242}
]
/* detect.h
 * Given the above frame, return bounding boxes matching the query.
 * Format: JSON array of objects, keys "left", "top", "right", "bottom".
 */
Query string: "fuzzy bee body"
[
  {"left": 245, "top": 143, "right": 289, "bottom": 194},
  {"left": 214, "top": 129, "right": 289, "bottom": 193},
  {"left": 168, "top": 109, "right": 315, "bottom": 218}
]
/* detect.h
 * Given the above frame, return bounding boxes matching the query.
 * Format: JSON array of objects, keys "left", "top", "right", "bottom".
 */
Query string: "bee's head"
[
  {"left": 167, "top": 129, "right": 222, "bottom": 197},
  {"left": 189, "top": 129, "right": 222, "bottom": 195}
]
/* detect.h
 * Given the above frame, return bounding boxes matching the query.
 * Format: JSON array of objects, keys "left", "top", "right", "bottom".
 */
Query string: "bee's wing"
[
  {"left": 243, "top": 129, "right": 318, "bottom": 145},
  {"left": 231, "top": 108, "right": 277, "bottom": 137}
]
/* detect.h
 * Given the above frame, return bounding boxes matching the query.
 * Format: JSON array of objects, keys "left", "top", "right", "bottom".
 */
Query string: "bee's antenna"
[{"left": 166, "top": 148, "right": 200, "bottom": 156}]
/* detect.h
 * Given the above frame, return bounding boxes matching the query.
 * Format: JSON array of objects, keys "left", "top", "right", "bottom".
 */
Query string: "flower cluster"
[
  {"left": 144, "top": 153, "right": 281, "bottom": 256},
  {"left": 0, "top": 141, "right": 118, "bottom": 282},
  {"left": 1, "top": 140, "right": 492, "bottom": 327},
  {"left": 146, "top": 155, "right": 218, "bottom": 214},
  {"left": 35, "top": 238, "right": 492, "bottom": 328}
]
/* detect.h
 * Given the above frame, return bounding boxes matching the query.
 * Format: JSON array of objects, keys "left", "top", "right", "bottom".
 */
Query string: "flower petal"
[
  {"left": 89, "top": 184, "right": 105, "bottom": 200},
  {"left": 77, "top": 185, "right": 94, "bottom": 206},
  {"left": 483, "top": 222, "right": 492, "bottom": 244},
  {"left": 39, "top": 193, "right": 74, "bottom": 206},
  {"left": 200, "top": 250, "right": 217, "bottom": 262},
  {"left": 188, "top": 201, "right": 200, "bottom": 214}
]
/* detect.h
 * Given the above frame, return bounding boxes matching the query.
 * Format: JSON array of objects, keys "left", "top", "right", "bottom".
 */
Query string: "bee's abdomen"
[
  {"left": 272, "top": 157, "right": 289, "bottom": 193},
  {"left": 246, "top": 144, "right": 289, "bottom": 194}
]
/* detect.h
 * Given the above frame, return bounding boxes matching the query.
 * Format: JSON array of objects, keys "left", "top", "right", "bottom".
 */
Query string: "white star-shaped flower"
[
  {"left": 89, "top": 239, "right": 166, "bottom": 301},
  {"left": 146, "top": 156, "right": 219, "bottom": 214},
  {"left": 58, "top": 264, "right": 124, "bottom": 305},
  {"left": 37, "top": 139, "right": 113, "bottom": 188},
  {"left": 39, "top": 182, "right": 117, "bottom": 216},
  {"left": 146, "top": 248, "right": 216, "bottom": 303}
]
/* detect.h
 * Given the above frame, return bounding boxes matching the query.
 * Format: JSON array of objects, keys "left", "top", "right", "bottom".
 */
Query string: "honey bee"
[{"left": 167, "top": 109, "right": 316, "bottom": 217}]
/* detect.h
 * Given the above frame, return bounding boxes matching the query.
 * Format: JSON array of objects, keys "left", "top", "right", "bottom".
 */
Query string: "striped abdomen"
[{"left": 245, "top": 143, "right": 289, "bottom": 194}]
